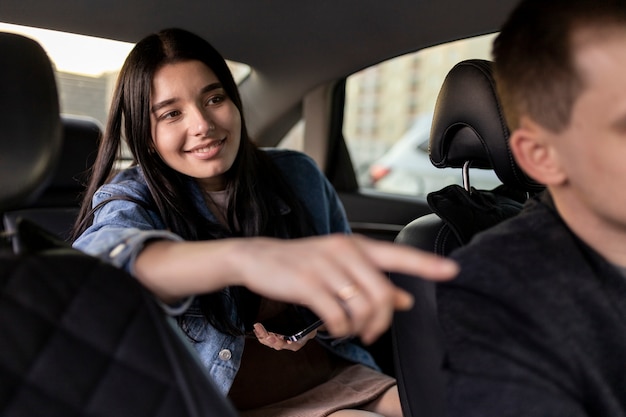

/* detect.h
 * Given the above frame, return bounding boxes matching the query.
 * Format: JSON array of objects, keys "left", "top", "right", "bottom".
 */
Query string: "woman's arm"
[{"left": 134, "top": 233, "right": 458, "bottom": 345}]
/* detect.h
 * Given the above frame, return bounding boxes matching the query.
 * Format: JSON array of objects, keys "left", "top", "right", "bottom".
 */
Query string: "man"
[{"left": 437, "top": 0, "right": 626, "bottom": 416}]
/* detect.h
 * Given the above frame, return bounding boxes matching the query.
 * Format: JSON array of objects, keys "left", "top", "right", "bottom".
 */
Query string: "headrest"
[
  {"left": 429, "top": 59, "right": 542, "bottom": 192},
  {"left": 0, "top": 32, "right": 62, "bottom": 211},
  {"left": 54, "top": 115, "right": 101, "bottom": 189},
  {"left": 26, "top": 114, "right": 101, "bottom": 208}
]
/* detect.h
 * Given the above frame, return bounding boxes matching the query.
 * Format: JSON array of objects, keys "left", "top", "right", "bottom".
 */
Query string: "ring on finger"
[{"left": 337, "top": 284, "right": 359, "bottom": 301}]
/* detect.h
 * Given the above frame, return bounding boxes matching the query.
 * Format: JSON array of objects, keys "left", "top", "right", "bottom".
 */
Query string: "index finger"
[{"left": 352, "top": 235, "right": 459, "bottom": 281}]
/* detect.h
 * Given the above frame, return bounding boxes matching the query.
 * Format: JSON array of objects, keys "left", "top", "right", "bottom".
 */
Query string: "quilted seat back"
[{"left": 0, "top": 221, "right": 238, "bottom": 416}]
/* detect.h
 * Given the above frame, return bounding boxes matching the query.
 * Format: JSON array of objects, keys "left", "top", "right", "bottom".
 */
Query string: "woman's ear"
[{"left": 509, "top": 117, "right": 567, "bottom": 186}]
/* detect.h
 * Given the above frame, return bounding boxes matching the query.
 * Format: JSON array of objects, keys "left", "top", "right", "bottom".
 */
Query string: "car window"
[
  {"left": 0, "top": 23, "right": 250, "bottom": 128},
  {"left": 343, "top": 33, "right": 501, "bottom": 197}
]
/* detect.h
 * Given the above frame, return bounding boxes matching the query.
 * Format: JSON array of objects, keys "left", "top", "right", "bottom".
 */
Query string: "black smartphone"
[
  {"left": 281, "top": 319, "right": 324, "bottom": 342},
  {"left": 260, "top": 305, "right": 322, "bottom": 342}
]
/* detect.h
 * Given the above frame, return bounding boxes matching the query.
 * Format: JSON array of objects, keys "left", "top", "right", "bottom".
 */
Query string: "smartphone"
[
  {"left": 259, "top": 305, "right": 322, "bottom": 342},
  {"left": 281, "top": 319, "right": 324, "bottom": 342}
]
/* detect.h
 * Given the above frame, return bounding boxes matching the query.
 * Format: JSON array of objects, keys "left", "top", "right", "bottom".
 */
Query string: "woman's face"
[{"left": 150, "top": 60, "right": 241, "bottom": 191}]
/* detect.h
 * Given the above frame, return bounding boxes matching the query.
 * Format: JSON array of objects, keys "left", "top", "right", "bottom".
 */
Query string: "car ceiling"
[{"left": 1, "top": 0, "right": 519, "bottom": 138}]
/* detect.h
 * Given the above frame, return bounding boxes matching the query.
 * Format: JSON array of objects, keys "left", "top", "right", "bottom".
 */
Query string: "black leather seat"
[
  {"left": 390, "top": 59, "right": 543, "bottom": 417},
  {"left": 0, "top": 31, "right": 238, "bottom": 417},
  {"left": 2, "top": 114, "right": 101, "bottom": 242}
]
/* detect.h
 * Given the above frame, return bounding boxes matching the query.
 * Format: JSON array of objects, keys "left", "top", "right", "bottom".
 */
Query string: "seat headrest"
[
  {"left": 429, "top": 59, "right": 542, "bottom": 192},
  {"left": 54, "top": 115, "right": 102, "bottom": 189},
  {"left": 54, "top": 115, "right": 101, "bottom": 190},
  {"left": 0, "top": 32, "right": 62, "bottom": 211},
  {"left": 26, "top": 114, "right": 102, "bottom": 208}
]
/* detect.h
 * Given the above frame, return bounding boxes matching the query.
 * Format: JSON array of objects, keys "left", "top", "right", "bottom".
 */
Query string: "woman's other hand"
[{"left": 252, "top": 322, "right": 318, "bottom": 352}]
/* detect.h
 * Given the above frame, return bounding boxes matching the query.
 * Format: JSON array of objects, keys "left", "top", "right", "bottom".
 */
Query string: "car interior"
[
  {"left": 1, "top": 0, "right": 541, "bottom": 415},
  {"left": 0, "top": 0, "right": 521, "bottom": 240}
]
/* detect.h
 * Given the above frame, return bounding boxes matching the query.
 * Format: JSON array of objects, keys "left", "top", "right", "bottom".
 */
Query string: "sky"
[{"left": 0, "top": 23, "right": 134, "bottom": 76}]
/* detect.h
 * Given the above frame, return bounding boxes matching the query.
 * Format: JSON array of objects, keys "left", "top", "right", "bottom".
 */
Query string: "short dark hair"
[{"left": 493, "top": 0, "right": 626, "bottom": 132}]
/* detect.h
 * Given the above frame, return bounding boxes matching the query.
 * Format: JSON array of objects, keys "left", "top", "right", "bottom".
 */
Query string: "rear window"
[{"left": 0, "top": 23, "right": 250, "bottom": 127}]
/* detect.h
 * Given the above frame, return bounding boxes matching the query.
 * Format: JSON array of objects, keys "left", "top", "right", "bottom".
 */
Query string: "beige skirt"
[{"left": 238, "top": 363, "right": 397, "bottom": 417}]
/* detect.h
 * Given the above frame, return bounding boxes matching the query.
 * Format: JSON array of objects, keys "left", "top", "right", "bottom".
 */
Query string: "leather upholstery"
[
  {"left": 37, "top": 115, "right": 101, "bottom": 207},
  {"left": 3, "top": 115, "right": 102, "bottom": 241},
  {"left": 429, "top": 59, "right": 543, "bottom": 192},
  {"left": 0, "top": 32, "right": 62, "bottom": 212}
]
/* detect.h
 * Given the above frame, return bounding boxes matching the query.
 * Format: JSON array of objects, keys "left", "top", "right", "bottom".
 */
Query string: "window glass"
[
  {"left": 344, "top": 33, "right": 501, "bottom": 197},
  {"left": 0, "top": 23, "right": 250, "bottom": 128}
]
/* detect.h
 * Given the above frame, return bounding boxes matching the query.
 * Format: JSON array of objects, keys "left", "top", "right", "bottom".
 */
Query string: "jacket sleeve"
[{"left": 72, "top": 185, "right": 183, "bottom": 275}]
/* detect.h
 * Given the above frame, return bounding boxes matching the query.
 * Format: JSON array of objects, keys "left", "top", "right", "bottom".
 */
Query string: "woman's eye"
[
  {"left": 206, "top": 95, "right": 225, "bottom": 106},
  {"left": 160, "top": 110, "right": 181, "bottom": 120}
]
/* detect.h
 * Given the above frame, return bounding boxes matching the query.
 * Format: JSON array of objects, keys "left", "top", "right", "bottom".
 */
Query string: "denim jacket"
[{"left": 73, "top": 148, "right": 379, "bottom": 395}]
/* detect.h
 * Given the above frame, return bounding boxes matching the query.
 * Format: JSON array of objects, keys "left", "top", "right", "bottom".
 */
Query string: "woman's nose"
[{"left": 190, "top": 107, "right": 215, "bottom": 136}]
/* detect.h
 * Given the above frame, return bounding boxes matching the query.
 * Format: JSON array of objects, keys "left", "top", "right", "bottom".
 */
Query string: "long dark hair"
[{"left": 72, "top": 28, "right": 315, "bottom": 335}]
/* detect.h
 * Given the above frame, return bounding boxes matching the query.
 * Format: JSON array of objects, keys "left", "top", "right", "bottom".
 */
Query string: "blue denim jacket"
[{"left": 73, "top": 148, "right": 379, "bottom": 395}]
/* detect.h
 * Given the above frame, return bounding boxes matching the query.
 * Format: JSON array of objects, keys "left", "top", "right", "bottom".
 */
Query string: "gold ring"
[{"left": 337, "top": 284, "right": 359, "bottom": 301}]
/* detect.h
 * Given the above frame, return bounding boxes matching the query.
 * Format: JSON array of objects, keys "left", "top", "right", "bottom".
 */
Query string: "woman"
[{"left": 72, "top": 28, "right": 457, "bottom": 416}]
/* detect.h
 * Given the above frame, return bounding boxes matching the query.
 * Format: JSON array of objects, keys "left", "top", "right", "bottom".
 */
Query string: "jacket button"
[
  {"left": 109, "top": 243, "right": 126, "bottom": 258},
  {"left": 218, "top": 349, "right": 232, "bottom": 361}
]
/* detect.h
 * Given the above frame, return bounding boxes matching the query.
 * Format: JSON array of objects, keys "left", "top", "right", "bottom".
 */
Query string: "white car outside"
[{"left": 368, "top": 113, "right": 502, "bottom": 196}]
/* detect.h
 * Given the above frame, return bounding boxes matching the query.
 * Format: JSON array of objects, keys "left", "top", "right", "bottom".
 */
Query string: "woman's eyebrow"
[
  {"left": 151, "top": 98, "right": 177, "bottom": 114},
  {"left": 151, "top": 82, "right": 224, "bottom": 114},
  {"left": 200, "top": 82, "right": 224, "bottom": 94}
]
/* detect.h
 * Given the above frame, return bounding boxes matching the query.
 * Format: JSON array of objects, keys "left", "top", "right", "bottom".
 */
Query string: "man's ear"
[{"left": 509, "top": 117, "right": 567, "bottom": 186}]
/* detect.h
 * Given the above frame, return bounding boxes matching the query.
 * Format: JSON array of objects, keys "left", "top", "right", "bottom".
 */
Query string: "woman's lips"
[{"left": 185, "top": 138, "right": 226, "bottom": 159}]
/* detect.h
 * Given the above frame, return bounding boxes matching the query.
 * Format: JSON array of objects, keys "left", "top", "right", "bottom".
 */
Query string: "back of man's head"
[{"left": 493, "top": 0, "right": 626, "bottom": 133}]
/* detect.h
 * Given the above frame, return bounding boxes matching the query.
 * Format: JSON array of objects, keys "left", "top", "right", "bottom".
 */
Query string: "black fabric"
[
  {"left": 426, "top": 184, "right": 526, "bottom": 248},
  {"left": 438, "top": 193, "right": 626, "bottom": 417},
  {"left": 0, "top": 219, "right": 239, "bottom": 417}
]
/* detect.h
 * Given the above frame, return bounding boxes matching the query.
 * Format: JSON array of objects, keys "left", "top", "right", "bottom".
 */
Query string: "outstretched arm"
[{"left": 134, "top": 233, "right": 458, "bottom": 345}]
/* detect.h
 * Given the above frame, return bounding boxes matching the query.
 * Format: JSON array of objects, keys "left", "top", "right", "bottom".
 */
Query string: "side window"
[{"left": 343, "top": 34, "right": 500, "bottom": 197}]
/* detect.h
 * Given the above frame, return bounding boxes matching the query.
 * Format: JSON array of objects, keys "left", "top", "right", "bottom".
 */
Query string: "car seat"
[
  {"left": 2, "top": 114, "right": 101, "bottom": 243},
  {"left": 390, "top": 59, "right": 544, "bottom": 417},
  {"left": 0, "top": 31, "right": 238, "bottom": 417}
]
